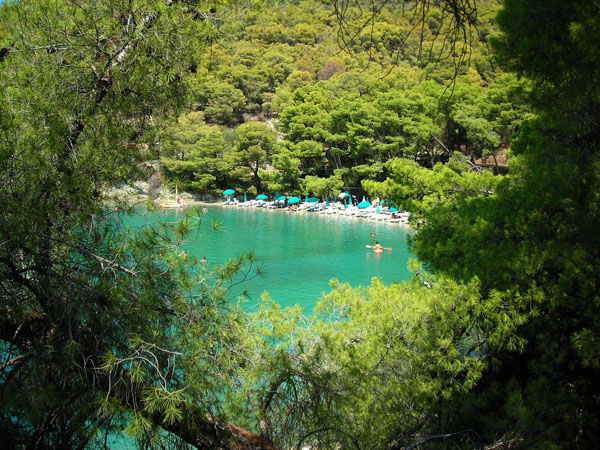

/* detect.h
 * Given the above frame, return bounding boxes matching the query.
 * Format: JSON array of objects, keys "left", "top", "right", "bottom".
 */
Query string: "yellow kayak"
[{"left": 366, "top": 244, "right": 389, "bottom": 253}]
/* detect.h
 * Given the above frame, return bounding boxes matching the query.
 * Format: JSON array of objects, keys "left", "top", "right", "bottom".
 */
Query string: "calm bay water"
[
  {"left": 126, "top": 205, "right": 413, "bottom": 311},
  {"left": 111, "top": 205, "right": 413, "bottom": 447}
]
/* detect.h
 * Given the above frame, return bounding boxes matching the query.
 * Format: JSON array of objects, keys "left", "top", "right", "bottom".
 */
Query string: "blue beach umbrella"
[
  {"left": 357, "top": 201, "right": 371, "bottom": 209},
  {"left": 389, "top": 207, "right": 398, "bottom": 212},
  {"left": 306, "top": 197, "right": 319, "bottom": 203},
  {"left": 377, "top": 204, "right": 380, "bottom": 214},
  {"left": 326, "top": 197, "right": 330, "bottom": 207},
  {"left": 287, "top": 197, "right": 300, "bottom": 204},
  {"left": 338, "top": 192, "right": 350, "bottom": 198},
  {"left": 256, "top": 194, "right": 268, "bottom": 200},
  {"left": 244, "top": 192, "right": 247, "bottom": 202},
  {"left": 274, "top": 194, "right": 286, "bottom": 201},
  {"left": 223, "top": 189, "right": 235, "bottom": 196}
]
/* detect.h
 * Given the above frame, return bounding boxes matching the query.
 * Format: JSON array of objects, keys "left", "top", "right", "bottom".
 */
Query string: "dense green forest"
[
  {"left": 159, "top": 0, "right": 527, "bottom": 197},
  {"left": 1, "top": 0, "right": 599, "bottom": 449}
]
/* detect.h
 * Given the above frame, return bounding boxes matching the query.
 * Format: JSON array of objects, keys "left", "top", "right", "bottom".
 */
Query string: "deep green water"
[{"left": 126, "top": 205, "right": 413, "bottom": 311}]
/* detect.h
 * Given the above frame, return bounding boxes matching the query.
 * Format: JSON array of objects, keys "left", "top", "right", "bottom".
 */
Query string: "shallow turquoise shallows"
[{"left": 126, "top": 206, "right": 413, "bottom": 311}]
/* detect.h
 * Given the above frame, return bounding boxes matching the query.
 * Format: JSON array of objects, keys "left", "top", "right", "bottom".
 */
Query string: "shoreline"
[
  {"left": 111, "top": 193, "right": 411, "bottom": 227},
  {"left": 188, "top": 198, "right": 411, "bottom": 227}
]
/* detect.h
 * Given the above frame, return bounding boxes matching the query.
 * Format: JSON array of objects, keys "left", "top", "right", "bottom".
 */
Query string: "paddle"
[{"left": 365, "top": 244, "right": 392, "bottom": 251}]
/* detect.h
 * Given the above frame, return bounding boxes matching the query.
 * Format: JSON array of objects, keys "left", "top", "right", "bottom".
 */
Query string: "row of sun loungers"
[{"left": 224, "top": 199, "right": 410, "bottom": 223}]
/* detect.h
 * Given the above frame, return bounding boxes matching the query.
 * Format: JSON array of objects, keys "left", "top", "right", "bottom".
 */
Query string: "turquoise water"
[
  {"left": 126, "top": 205, "right": 412, "bottom": 311},
  {"left": 111, "top": 205, "right": 413, "bottom": 447}
]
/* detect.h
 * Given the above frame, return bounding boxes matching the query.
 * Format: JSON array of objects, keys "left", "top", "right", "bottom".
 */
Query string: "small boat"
[
  {"left": 159, "top": 186, "right": 186, "bottom": 210},
  {"left": 159, "top": 200, "right": 182, "bottom": 209}
]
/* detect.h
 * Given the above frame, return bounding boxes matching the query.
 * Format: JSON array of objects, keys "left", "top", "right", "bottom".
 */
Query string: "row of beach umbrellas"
[
  {"left": 222, "top": 189, "right": 319, "bottom": 202},
  {"left": 224, "top": 190, "right": 350, "bottom": 200},
  {"left": 222, "top": 189, "right": 394, "bottom": 211}
]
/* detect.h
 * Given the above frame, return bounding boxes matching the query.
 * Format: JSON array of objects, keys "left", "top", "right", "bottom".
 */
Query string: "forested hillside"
[
  {"left": 1, "top": 0, "right": 599, "bottom": 449},
  {"left": 159, "top": 0, "right": 527, "bottom": 197}
]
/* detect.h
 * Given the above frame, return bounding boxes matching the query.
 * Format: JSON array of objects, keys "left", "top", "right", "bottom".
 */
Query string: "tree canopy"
[{"left": 2, "top": 0, "right": 600, "bottom": 448}]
